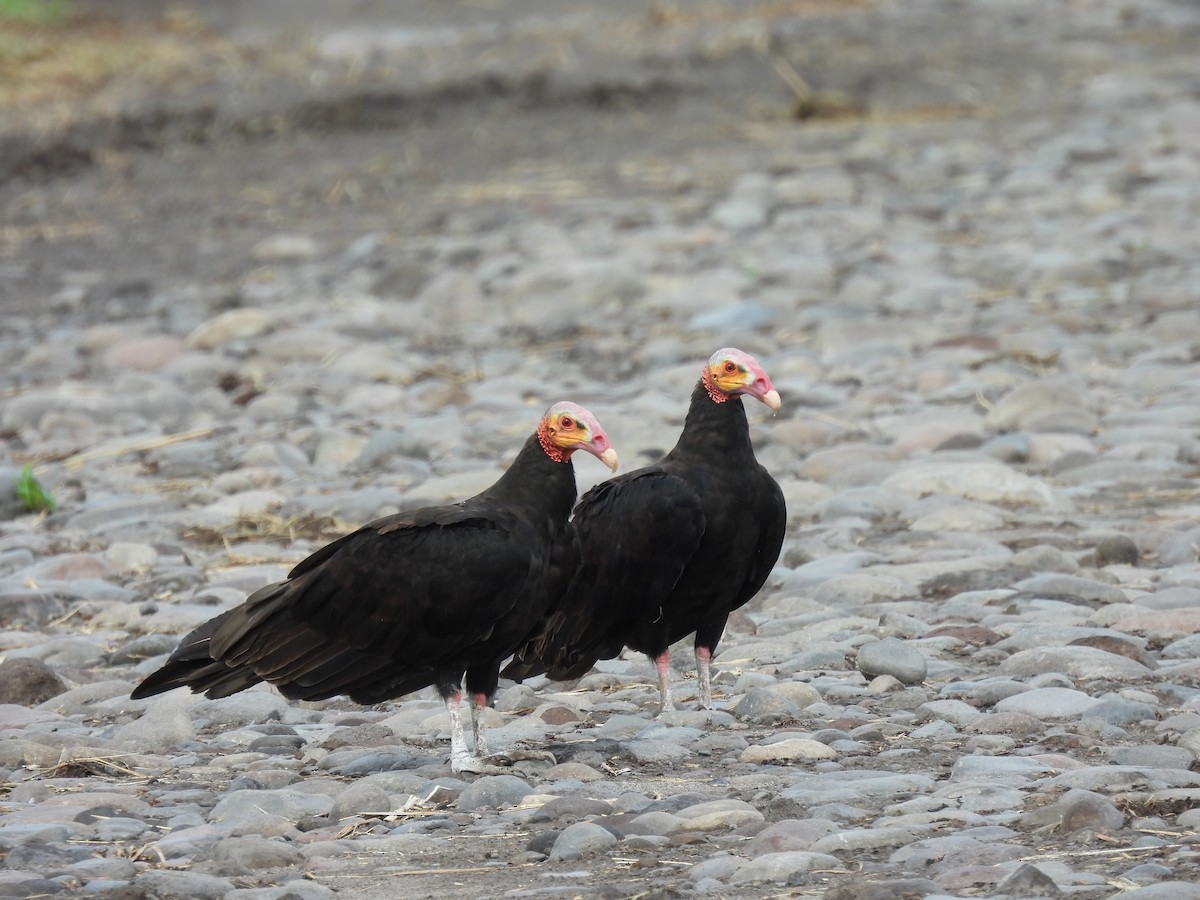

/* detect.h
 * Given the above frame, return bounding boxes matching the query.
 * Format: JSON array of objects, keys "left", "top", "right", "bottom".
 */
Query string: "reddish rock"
[
  {"left": 967, "top": 711, "right": 1044, "bottom": 737},
  {"left": 745, "top": 819, "right": 835, "bottom": 857},
  {"left": 104, "top": 336, "right": 188, "bottom": 371},
  {"left": 925, "top": 625, "right": 1004, "bottom": 645},
  {"left": 1068, "top": 634, "right": 1154, "bottom": 667},
  {"left": 539, "top": 705, "right": 582, "bottom": 725},
  {"left": 37, "top": 554, "right": 116, "bottom": 581}
]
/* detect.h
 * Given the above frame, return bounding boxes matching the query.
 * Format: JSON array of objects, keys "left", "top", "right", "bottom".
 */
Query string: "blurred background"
[
  {"left": 3, "top": 0, "right": 1199, "bottom": 498},
  {"left": 4, "top": 6, "right": 1200, "bottom": 894},
  {"left": 6, "top": 0, "right": 1165, "bottom": 323}
]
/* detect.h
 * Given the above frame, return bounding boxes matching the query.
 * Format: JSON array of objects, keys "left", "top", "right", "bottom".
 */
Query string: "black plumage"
[
  {"left": 504, "top": 348, "right": 785, "bottom": 712},
  {"left": 132, "top": 403, "right": 617, "bottom": 772}
]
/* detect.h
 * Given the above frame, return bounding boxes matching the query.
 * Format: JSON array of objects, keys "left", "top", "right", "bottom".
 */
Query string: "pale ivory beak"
[
  {"left": 598, "top": 447, "right": 620, "bottom": 472},
  {"left": 760, "top": 389, "right": 782, "bottom": 415}
]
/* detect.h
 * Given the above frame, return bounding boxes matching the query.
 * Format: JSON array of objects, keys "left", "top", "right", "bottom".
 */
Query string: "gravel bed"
[{"left": 2, "top": 0, "right": 1200, "bottom": 897}]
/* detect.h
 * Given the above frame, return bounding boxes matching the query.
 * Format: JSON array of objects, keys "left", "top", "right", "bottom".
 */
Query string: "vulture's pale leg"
[
  {"left": 471, "top": 691, "right": 490, "bottom": 757},
  {"left": 449, "top": 691, "right": 555, "bottom": 773},
  {"left": 473, "top": 691, "right": 556, "bottom": 765},
  {"left": 655, "top": 650, "right": 675, "bottom": 715},
  {"left": 446, "top": 691, "right": 479, "bottom": 774},
  {"left": 696, "top": 645, "right": 714, "bottom": 709}
]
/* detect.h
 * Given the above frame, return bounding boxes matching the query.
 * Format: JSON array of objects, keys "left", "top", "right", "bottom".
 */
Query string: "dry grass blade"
[
  {"left": 1137, "top": 827, "right": 1196, "bottom": 837},
  {"left": 758, "top": 49, "right": 861, "bottom": 120},
  {"left": 335, "top": 820, "right": 384, "bottom": 839},
  {"left": 386, "top": 864, "right": 537, "bottom": 877},
  {"left": 61, "top": 427, "right": 214, "bottom": 471},
  {"left": 1021, "top": 844, "right": 1184, "bottom": 862},
  {"left": 335, "top": 785, "right": 457, "bottom": 836},
  {"left": 766, "top": 51, "right": 815, "bottom": 101},
  {"left": 182, "top": 512, "right": 352, "bottom": 549},
  {"left": 40, "top": 755, "right": 144, "bottom": 778},
  {"left": 47, "top": 605, "right": 85, "bottom": 627},
  {"left": 105, "top": 842, "right": 167, "bottom": 864}
]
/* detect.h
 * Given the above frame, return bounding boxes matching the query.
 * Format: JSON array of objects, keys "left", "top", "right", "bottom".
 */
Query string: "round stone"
[{"left": 856, "top": 638, "right": 928, "bottom": 685}]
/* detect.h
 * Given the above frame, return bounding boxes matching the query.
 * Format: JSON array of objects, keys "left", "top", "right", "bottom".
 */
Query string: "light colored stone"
[
  {"left": 856, "top": 637, "right": 928, "bottom": 685},
  {"left": 740, "top": 739, "right": 837, "bottom": 763},
  {"left": 882, "top": 461, "right": 1056, "bottom": 507},
  {"left": 995, "top": 687, "right": 1102, "bottom": 719},
  {"left": 187, "top": 309, "right": 274, "bottom": 349}
]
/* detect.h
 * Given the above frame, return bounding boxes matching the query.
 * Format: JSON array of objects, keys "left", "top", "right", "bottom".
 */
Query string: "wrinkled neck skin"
[
  {"left": 481, "top": 433, "right": 578, "bottom": 525},
  {"left": 668, "top": 380, "right": 755, "bottom": 462},
  {"left": 537, "top": 417, "right": 569, "bottom": 464},
  {"left": 701, "top": 366, "right": 728, "bottom": 405}
]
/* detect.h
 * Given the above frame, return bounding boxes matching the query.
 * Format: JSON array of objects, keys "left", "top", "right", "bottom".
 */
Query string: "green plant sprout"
[
  {"left": 16, "top": 464, "right": 56, "bottom": 512},
  {"left": 0, "top": 0, "right": 71, "bottom": 25}
]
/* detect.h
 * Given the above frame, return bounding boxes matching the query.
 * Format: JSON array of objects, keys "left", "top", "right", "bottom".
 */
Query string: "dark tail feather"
[
  {"left": 546, "top": 655, "right": 604, "bottom": 681},
  {"left": 501, "top": 650, "right": 550, "bottom": 683},
  {"left": 502, "top": 651, "right": 605, "bottom": 683},
  {"left": 502, "top": 603, "right": 624, "bottom": 683},
  {"left": 130, "top": 658, "right": 262, "bottom": 699},
  {"left": 130, "top": 610, "right": 263, "bottom": 700},
  {"left": 503, "top": 632, "right": 626, "bottom": 683}
]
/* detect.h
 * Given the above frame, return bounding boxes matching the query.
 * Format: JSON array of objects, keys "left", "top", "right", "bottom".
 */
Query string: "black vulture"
[
  {"left": 505, "top": 349, "right": 785, "bottom": 714},
  {"left": 132, "top": 402, "right": 618, "bottom": 773}
]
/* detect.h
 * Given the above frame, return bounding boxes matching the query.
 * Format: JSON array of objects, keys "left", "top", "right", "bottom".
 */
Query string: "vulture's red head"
[
  {"left": 538, "top": 402, "right": 619, "bottom": 471},
  {"left": 703, "top": 347, "right": 781, "bottom": 413}
]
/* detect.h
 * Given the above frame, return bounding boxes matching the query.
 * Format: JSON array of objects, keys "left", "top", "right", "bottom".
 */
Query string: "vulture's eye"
[
  {"left": 723, "top": 361, "right": 737, "bottom": 374},
  {"left": 560, "top": 416, "right": 574, "bottom": 429}
]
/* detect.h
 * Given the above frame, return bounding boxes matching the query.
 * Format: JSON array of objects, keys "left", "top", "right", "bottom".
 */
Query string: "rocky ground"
[{"left": 3, "top": 0, "right": 1200, "bottom": 897}]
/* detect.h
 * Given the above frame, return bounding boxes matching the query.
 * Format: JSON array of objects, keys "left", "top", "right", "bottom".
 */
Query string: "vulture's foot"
[
  {"left": 451, "top": 755, "right": 516, "bottom": 776},
  {"left": 450, "top": 748, "right": 556, "bottom": 775},
  {"left": 492, "top": 748, "right": 557, "bottom": 766}
]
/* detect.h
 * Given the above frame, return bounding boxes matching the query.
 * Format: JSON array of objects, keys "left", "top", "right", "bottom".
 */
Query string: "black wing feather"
[
  {"left": 505, "top": 472, "right": 704, "bottom": 680},
  {"left": 506, "top": 381, "right": 787, "bottom": 686},
  {"left": 133, "top": 430, "right": 581, "bottom": 705},
  {"left": 135, "top": 509, "right": 539, "bottom": 701}
]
